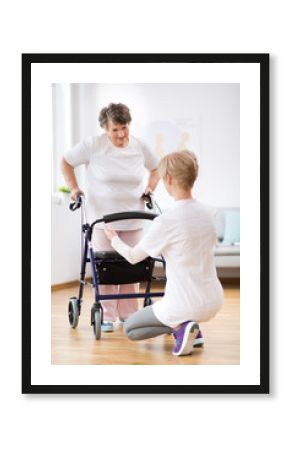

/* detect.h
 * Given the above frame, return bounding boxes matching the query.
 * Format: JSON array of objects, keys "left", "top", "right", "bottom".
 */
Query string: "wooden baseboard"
[
  {"left": 51, "top": 279, "right": 166, "bottom": 292},
  {"left": 51, "top": 278, "right": 238, "bottom": 292},
  {"left": 219, "top": 277, "right": 240, "bottom": 287},
  {"left": 51, "top": 279, "right": 86, "bottom": 292}
]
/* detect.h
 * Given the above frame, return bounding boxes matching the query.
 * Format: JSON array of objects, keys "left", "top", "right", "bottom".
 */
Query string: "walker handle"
[
  {"left": 141, "top": 192, "right": 153, "bottom": 210},
  {"left": 69, "top": 195, "right": 82, "bottom": 211},
  {"left": 103, "top": 211, "right": 157, "bottom": 223}
]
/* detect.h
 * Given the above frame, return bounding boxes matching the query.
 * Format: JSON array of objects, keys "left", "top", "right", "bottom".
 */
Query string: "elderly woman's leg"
[{"left": 117, "top": 229, "right": 144, "bottom": 320}]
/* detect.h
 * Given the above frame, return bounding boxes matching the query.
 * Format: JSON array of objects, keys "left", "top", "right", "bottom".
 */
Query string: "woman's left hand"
[{"left": 104, "top": 225, "right": 118, "bottom": 242}]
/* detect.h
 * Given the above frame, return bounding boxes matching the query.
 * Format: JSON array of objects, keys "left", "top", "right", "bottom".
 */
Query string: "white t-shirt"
[
  {"left": 64, "top": 134, "right": 159, "bottom": 230},
  {"left": 112, "top": 199, "right": 224, "bottom": 328}
]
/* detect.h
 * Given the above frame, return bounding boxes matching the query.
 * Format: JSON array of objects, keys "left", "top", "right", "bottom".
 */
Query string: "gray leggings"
[{"left": 124, "top": 305, "right": 173, "bottom": 341}]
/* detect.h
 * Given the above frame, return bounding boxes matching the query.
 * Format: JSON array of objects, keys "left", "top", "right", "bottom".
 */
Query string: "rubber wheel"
[
  {"left": 144, "top": 297, "right": 153, "bottom": 307},
  {"left": 68, "top": 298, "right": 79, "bottom": 328},
  {"left": 93, "top": 310, "right": 102, "bottom": 340}
]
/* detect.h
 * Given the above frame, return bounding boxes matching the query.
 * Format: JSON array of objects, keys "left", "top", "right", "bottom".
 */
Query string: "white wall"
[
  {"left": 51, "top": 197, "right": 82, "bottom": 284},
  {"left": 96, "top": 83, "right": 240, "bottom": 207}
]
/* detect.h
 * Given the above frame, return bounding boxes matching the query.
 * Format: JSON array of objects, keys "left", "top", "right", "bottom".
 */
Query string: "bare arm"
[
  {"left": 104, "top": 225, "right": 148, "bottom": 264},
  {"left": 61, "top": 157, "right": 83, "bottom": 200},
  {"left": 144, "top": 169, "right": 160, "bottom": 194}
]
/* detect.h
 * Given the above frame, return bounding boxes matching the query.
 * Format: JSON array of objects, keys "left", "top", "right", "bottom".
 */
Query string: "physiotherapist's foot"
[
  {"left": 172, "top": 321, "right": 199, "bottom": 356},
  {"left": 101, "top": 321, "right": 114, "bottom": 332},
  {"left": 193, "top": 329, "right": 205, "bottom": 348}
]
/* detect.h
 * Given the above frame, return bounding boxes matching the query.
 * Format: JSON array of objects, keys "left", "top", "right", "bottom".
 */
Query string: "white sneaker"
[{"left": 101, "top": 321, "right": 114, "bottom": 332}]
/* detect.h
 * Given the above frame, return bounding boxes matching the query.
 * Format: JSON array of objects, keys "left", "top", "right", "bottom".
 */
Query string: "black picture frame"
[{"left": 22, "top": 53, "right": 269, "bottom": 394}]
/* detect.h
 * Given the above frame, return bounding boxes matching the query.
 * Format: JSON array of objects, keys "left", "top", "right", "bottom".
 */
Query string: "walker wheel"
[
  {"left": 68, "top": 297, "right": 79, "bottom": 328},
  {"left": 93, "top": 310, "right": 102, "bottom": 340},
  {"left": 144, "top": 297, "right": 153, "bottom": 307}
]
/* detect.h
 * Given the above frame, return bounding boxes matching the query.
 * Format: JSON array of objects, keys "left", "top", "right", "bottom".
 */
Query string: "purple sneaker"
[
  {"left": 193, "top": 330, "right": 205, "bottom": 348},
  {"left": 172, "top": 321, "right": 200, "bottom": 356}
]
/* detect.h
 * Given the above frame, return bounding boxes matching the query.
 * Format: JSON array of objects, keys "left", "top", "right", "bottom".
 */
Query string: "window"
[{"left": 51, "top": 84, "right": 98, "bottom": 194}]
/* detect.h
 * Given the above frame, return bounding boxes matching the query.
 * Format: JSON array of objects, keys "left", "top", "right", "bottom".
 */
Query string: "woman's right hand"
[
  {"left": 70, "top": 187, "right": 84, "bottom": 201},
  {"left": 104, "top": 225, "right": 118, "bottom": 242}
]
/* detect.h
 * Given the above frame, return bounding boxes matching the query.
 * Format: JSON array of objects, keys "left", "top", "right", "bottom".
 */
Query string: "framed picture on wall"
[{"left": 22, "top": 53, "right": 269, "bottom": 394}]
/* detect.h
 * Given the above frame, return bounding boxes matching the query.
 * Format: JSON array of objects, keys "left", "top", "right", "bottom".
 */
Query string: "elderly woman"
[{"left": 61, "top": 103, "right": 160, "bottom": 332}]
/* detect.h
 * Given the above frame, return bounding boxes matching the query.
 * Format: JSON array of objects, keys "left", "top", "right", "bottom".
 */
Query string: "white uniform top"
[
  {"left": 112, "top": 199, "right": 224, "bottom": 328},
  {"left": 64, "top": 134, "right": 159, "bottom": 230}
]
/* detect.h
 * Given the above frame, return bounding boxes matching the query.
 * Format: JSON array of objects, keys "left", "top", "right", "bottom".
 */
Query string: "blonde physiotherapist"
[
  {"left": 61, "top": 103, "right": 160, "bottom": 332},
  {"left": 105, "top": 151, "right": 224, "bottom": 356}
]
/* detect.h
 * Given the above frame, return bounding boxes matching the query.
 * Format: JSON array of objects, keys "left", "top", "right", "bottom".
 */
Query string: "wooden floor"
[{"left": 51, "top": 282, "right": 240, "bottom": 365}]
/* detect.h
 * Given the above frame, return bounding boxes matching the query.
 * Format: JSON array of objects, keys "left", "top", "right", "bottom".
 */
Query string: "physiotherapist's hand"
[
  {"left": 104, "top": 225, "right": 118, "bottom": 242},
  {"left": 70, "top": 187, "right": 84, "bottom": 201}
]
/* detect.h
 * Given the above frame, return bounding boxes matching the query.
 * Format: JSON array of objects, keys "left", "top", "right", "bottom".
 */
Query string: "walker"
[{"left": 68, "top": 194, "right": 165, "bottom": 339}]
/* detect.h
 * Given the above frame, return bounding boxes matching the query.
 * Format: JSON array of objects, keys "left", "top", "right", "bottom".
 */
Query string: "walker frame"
[{"left": 68, "top": 195, "right": 165, "bottom": 339}]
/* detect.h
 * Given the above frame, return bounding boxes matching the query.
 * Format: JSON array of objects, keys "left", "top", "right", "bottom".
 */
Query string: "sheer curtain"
[{"left": 51, "top": 83, "right": 98, "bottom": 193}]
